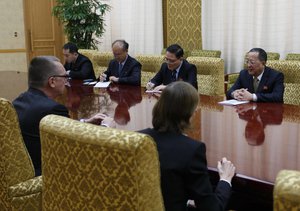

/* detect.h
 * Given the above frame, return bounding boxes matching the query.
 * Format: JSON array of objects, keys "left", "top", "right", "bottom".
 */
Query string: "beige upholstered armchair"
[
  {"left": 135, "top": 55, "right": 165, "bottom": 87},
  {"left": 267, "top": 60, "right": 300, "bottom": 105},
  {"left": 285, "top": 53, "right": 300, "bottom": 61},
  {"left": 266, "top": 52, "right": 280, "bottom": 60},
  {"left": 78, "top": 49, "right": 97, "bottom": 60},
  {"left": 224, "top": 73, "right": 239, "bottom": 92},
  {"left": 187, "top": 57, "right": 225, "bottom": 96},
  {"left": 0, "top": 98, "right": 42, "bottom": 211},
  {"left": 190, "top": 49, "right": 221, "bottom": 58},
  {"left": 78, "top": 49, "right": 113, "bottom": 77},
  {"left": 92, "top": 51, "right": 114, "bottom": 77},
  {"left": 40, "top": 115, "right": 164, "bottom": 211},
  {"left": 274, "top": 170, "right": 300, "bottom": 211}
]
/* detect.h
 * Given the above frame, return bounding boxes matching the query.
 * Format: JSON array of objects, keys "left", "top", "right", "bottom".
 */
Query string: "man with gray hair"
[
  {"left": 13, "top": 56, "right": 114, "bottom": 176},
  {"left": 100, "top": 40, "right": 141, "bottom": 85}
]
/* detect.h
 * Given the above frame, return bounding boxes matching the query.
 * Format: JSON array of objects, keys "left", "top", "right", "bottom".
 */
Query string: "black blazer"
[
  {"left": 13, "top": 88, "right": 69, "bottom": 176},
  {"left": 139, "top": 128, "right": 231, "bottom": 211},
  {"left": 64, "top": 53, "right": 96, "bottom": 80},
  {"left": 104, "top": 55, "right": 141, "bottom": 86},
  {"left": 226, "top": 66, "right": 284, "bottom": 102},
  {"left": 150, "top": 59, "right": 198, "bottom": 90}
]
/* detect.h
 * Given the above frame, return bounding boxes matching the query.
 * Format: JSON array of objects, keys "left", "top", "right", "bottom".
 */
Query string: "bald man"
[{"left": 100, "top": 40, "right": 141, "bottom": 86}]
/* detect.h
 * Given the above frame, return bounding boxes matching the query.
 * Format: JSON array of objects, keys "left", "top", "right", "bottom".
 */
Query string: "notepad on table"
[
  {"left": 218, "top": 99, "right": 249, "bottom": 106},
  {"left": 94, "top": 81, "right": 111, "bottom": 88},
  {"left": 145, "top": 90, "right": 162, "bottom": 94}
]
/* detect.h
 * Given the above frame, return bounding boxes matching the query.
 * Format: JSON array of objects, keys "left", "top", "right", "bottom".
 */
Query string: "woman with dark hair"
[{"left": 140, "top": 81, "right": 235, "bottom": 211}]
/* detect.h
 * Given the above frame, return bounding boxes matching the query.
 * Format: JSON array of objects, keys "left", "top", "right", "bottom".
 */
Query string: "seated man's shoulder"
[
  {"left": 78, "top": 53, "right": 92, "bottom": 63},
  {"left": 128, "top": 55, "right": 142, "bottom": 66}
]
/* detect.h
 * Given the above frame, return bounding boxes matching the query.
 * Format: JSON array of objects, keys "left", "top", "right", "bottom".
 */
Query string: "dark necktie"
[
  {"left": 118, "top": 63, "right": 123, "bottom": 76},
  {"left": 171, "top": 71, "right": 177, "bottom": 82},
  {"left": 253, "top": 77, "right": 259, "bottom": 92}
]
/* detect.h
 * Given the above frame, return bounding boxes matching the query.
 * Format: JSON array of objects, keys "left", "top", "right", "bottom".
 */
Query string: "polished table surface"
[{"left": 61, "top": 80, "right": 300, "bottom": 210}]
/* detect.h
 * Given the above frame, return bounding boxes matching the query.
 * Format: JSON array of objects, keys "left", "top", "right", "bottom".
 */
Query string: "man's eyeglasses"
[
  {"left": 50, "top": 75, "right": 70, "bottom": 82},
  {"left": 244, "top": 59, "right": 259, "bottom": 65},
  {"left": 163, "top": 57, "right": 178, "bottom": 64}
]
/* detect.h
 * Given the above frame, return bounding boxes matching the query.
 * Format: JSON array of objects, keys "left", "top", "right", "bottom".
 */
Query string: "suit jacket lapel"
[
  {"left": 246, "top": 72, "right": 255, "bottom": 93},
  {"left": 177, "top": 60, "right": 186, "bottom": 81},
  {"left": 257, "top": 67, "right": 269, "bottom": 92},
  {"left": 120, "top": 56, "right": 131, "bottom": 77}
]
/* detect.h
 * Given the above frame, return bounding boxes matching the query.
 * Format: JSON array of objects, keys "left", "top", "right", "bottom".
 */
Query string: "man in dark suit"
[
  {"left": 13, "top": 56, "right": 114, "bottom": 176},
  {"left": 227, "top": 48, "right": 284, "bottom": 102},
  {"left": 63, "top": 42, "right": 96, "bottom": 80},
  {"left": 100, "top": 40, "right": 141, "bottom": 86},
  {"left": 146, "top": 44, "right": 198, "bottom": 91}
]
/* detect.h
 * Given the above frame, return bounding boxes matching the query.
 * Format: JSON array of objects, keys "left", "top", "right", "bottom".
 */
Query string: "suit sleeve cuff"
[
  {"left": 252, "top": 94, "right": 258, "bottom": 101},
  {"left": 220, "top": 179, "right": 232, "bottom": 187}
]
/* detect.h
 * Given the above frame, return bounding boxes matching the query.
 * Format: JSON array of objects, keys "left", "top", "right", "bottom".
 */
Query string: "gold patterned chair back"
[
  {"left": 135, "top": 55, "right": 165, "bottom": 87},
  {"left": 266, "top": 52, "right": 280, "bottom": 60},
  {"left": 224, "top": 73, "right": 239, "bottom": 91},
  {"left": 274, "top": 170, "right": 300, "bottom": 211},
  {"left": 187, "top": 57, "right": 224, "bottom": 96},
  {"left": 40, "top": 115, "right": 164, "bottom": 211},
  {"left": 285, "top": 53, "right": 300, "bottom": 61},
  {"left": 267, "top": 60, "right": 300, "bottom": 105},
  {"left": 190, "top": 49, "right": 221, "bottom": 58},
  {"left": 92, "top": 52, "right": 114, "bottom": 77},
  {"left": 78, "top": 49, "right": 97, "bottom": 60},
  {"left": 0, "top": 98, "right": 41, "bottom": 210}
]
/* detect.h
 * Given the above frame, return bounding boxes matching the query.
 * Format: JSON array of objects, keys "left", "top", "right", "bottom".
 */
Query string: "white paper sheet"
[
  {"left": 94, "top": 81, "right": 111, "bottom": 88},
  {"left": 218, "top": 99, "right": 249, "bottom": 106}
]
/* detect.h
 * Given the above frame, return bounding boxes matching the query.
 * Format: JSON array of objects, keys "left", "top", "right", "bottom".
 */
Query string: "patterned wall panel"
[{"left": 163, "top": 0, "right": 202, "bottom": 52}]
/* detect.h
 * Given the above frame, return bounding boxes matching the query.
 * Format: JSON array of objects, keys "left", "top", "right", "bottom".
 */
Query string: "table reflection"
[
  {"left": 235, "top": 103, "right": 283, "bottom": 146},
  {"left": 61, "top": 80, "right": 300, "bottom": 185},
  {"left": 107, "top": 84, "right": 142, "bottom": 125}
]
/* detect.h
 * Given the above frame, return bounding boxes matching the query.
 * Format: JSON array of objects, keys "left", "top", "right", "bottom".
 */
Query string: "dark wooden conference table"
[{"left": 62, "top": 80, "right": 300, "bottom": 210}]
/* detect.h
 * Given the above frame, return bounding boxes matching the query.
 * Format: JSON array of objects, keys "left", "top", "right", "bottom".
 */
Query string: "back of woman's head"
[{"left": 152, "top": 81, "right": 199, "bottom": 133}]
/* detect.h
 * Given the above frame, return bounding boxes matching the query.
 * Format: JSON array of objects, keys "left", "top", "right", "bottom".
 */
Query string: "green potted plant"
[{"left": 53, "top": 0, "right": 110, "bottom": 49}]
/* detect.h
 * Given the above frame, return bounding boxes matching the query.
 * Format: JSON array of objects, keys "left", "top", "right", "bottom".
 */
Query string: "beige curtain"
[
  {"left": 202, "top": 0, "right": 300, "bottom": 73},
  {"left": 96, "top": 0, "right": 163, "bottom": 56}
]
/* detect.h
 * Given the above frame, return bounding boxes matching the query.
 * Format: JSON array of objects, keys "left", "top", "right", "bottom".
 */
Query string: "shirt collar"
[
  {"left": 120, "top": 55, "right": 128, "bottom": 66},
  {"left": 254, "top": 68, "right": 264, "bottom": 80},
  {"left": 175, "top": 61, "right": 183, "bottom": 73}
]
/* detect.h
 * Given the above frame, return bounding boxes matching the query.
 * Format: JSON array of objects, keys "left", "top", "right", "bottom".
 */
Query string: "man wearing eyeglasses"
[
  {"left": 146, "top": 44, "right": 197, "bottom": 91},
  {"left": 226, "top": 48, "right": 284, "bottom": 102},
  {"left": 13, "top": 56, "right": 115, "bottom": 176},
  {"left": 63, "top": 42, "right": 96, "bottom": 80}
]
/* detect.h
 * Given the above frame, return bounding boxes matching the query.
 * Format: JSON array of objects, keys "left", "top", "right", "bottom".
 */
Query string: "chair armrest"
[
  {"left": 8, "top": 176, "right": 42, "bottom": 197},
  {"left": 274, "top": 170, "right": 300, "bottom": 211}
]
